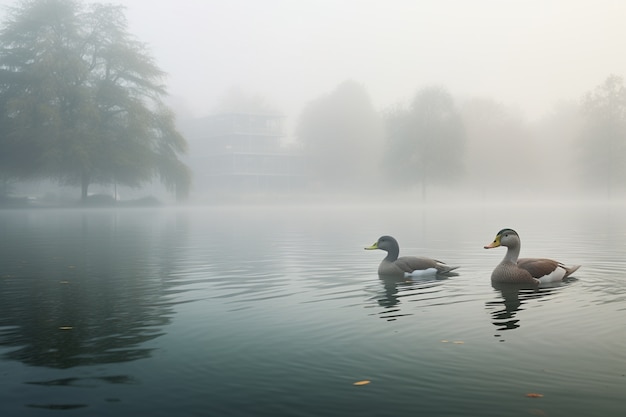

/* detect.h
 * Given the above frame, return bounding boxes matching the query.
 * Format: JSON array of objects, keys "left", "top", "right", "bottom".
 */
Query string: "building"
[{"left": 184, "top": 112, "right": 305, "bottom": 199}]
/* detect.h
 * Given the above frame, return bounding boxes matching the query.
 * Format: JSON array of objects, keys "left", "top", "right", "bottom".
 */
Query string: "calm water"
[{"left": 0, "top": 203, "right": 624, "bottom": 417}]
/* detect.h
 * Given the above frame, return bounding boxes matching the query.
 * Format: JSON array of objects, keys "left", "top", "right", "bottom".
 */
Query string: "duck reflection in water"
[
  {"left": 374, "top": 274, "right": 453, "bottom": 321},
  {"left": 486, "top": 280, "right": 575, "bottom": 332}
]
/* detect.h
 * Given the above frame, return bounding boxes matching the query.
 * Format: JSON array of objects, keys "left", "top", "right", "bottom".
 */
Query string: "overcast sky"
[{"left": 3, "top": 0, "right": 626, "bottom": 126}]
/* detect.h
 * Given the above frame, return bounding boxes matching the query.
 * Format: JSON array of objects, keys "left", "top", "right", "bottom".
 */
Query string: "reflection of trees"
[
  {"left": 0, "top": 210, "right": 188, "bottom": 368},
  {"left": 374, "top": 275, "right": 448, "bottom": 321},
  {"left": 485, "top": 282, "right": 569, "bottom": 333}
]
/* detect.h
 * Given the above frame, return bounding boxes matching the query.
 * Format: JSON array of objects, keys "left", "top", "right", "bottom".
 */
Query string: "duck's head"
[
  {"left": 484, "top": 228, "right": 519, "bottom": 249},
  {"left": 365, "top": 235, "right": 399, "bottom": 252}
]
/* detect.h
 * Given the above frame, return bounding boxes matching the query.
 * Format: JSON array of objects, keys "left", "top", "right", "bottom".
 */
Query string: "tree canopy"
[
  {"left": 460, "top": 98, "right": 536, "bottom": 200},
  {"left": 296, "top": 80, "right": 382, "bottom": 190},
  {"left": 0, "top": 0, "right": 190, "bottom": 201},
  {"left": 578, "top": 74, "right": 626, "bottom": 198},
  {"left": 382, "top": 86, "right": 465, "bottom": 198}
]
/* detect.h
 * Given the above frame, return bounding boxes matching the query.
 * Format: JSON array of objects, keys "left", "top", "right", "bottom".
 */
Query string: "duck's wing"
[
  {"left": 517, "top": 258, "right": 579, "bottom": 283},
  {"left": 397, "top": 256, "right": 458, "bottom": 274}
]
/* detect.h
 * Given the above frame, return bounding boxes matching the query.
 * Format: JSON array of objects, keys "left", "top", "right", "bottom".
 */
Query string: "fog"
[
  {"left": 2, "top": 0, "right": 626, "bottom": 205},
  {"left": 116, "top": 0, "right": 626, "bottom": 123}
]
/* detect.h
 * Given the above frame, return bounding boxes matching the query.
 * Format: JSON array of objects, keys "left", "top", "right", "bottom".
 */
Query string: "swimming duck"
[
  {"left": 484, "top": 228, "right": 580, "bottom": 284},
  {"left": 365, "top": 235, "right": 459, "bottom": 277}
]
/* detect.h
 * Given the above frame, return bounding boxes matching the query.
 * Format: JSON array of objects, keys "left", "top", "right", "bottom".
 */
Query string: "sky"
[{"left": 3, "top": 0, "right": 626, "bottom": 129}]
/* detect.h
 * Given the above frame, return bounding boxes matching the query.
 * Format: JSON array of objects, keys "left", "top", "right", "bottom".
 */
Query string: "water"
[{"left": 0, "top": 203, "right": 624, "bottom": 416}]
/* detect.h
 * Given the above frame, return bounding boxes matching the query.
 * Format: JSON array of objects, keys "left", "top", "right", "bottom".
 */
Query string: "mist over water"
[{"left": 0, "top": 204, "right": 624, "bottom": 416}]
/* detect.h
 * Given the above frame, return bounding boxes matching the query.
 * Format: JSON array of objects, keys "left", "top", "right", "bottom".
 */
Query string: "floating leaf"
[
  {"left": 59, "top": 326, "right": 73, "bottom": 330},
  {"left": 353, "top": 380, "right": 371, "bottom": 386},
  {"left": 440, "top": 340, "right": 449, "bottom": 343},
  {"left": 525, "top": 393, "right": 544, "bottom": 398},
  {"left": 453, "top": 341, "right": 465, "bottom": 344}
]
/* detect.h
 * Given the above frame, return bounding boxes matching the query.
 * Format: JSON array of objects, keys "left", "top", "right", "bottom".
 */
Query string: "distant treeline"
[{"left": 293, "top": 76, "right": 626, "bottom": 201}]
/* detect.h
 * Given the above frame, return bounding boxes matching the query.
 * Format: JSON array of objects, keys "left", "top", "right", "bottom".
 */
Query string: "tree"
[
  {"left": 531, "top": 100, "right": 582, "bottom": 196},
  {"left": 460, "top": 98, "right": 535, "bottom": 200},
  {"left": 296, "top": 80, "right": 382, "bottom": 191},
  {"left": 0, "top": 0, "right": 190, "bottom": 201},
  {"left": 578, "top": 74, "right": 626, "bottom": 199},
  {"left": 382, "top": 86, "right": 465, "bottom": 199}
]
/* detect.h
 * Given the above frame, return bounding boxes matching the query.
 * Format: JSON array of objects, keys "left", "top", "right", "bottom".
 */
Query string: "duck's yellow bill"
[
  {"left": 484, "top": 235, "right": 501, "bottom": 249},
  {"left": 364, "top": 242, "right": 378, "bottom": 250}
]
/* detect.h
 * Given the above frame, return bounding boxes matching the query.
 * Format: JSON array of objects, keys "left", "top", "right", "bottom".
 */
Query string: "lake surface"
[{"left": 0, "top": 202, "right": 625, "bottom": 416}]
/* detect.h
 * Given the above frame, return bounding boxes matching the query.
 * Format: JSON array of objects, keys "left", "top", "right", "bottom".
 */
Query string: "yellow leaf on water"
[
  {"left": 440, "top": 340, "right": 449, "bottom": 343},
  {"left": 59, "top": 326, "right": 73, "bottom": 330},
  {"left": 453, "top": 341, "right": 465, "bottom": 344},
  {"left": 353, "top": 380, "right": 371, "bottom": 386}
]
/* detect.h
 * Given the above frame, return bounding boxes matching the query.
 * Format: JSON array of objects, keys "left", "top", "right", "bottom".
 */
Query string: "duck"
[
  {"left": 484, "top": 228, "right": 580, "bottom": 284},
  {"left": 365, "top": 235, "right": 459, "bottom": 277}
]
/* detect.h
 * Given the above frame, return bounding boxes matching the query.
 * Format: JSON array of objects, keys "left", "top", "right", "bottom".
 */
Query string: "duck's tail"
[
  {"left": 563, "top": 264, "right": 580, "bottom": 278},
  {"left": 436, "top": 263, "right": 460, "bottom": 275}
]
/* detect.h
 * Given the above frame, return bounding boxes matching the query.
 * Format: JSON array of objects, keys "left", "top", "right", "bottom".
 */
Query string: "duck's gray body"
[
  {"left": 485, "top": 229, "right": 580, "bottom": 284},
  {"left": 366, "top": 235, "right": 458, "bottom": 278}
]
